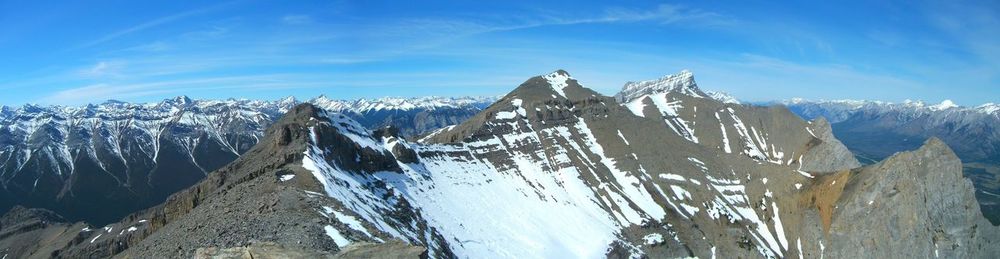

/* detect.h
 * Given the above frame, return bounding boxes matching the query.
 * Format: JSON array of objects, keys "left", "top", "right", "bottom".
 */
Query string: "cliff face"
[{"left": 814, "top": 138, "right": 1000, "bottom": 258}]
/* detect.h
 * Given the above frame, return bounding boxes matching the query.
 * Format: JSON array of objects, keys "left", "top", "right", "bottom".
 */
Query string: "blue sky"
[{"left": 1, "top": 0, "right": 997, "bottom": 106}]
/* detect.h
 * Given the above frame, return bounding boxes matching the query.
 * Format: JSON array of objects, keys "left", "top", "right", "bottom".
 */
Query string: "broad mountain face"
[
  {"left": 0, "top": 96, "right": 489, "bottom": 225},
  {"left": 0, "top": 97, "right": 295, "bottom": 225},
  {"left": 784, "top": 99, "right": 1000, "bottom": 224},
  {"left": 1, "top": 70, "right": 997, "bottom": 259}
]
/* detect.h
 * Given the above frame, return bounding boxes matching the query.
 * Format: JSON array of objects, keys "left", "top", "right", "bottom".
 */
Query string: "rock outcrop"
[{"left": 817, "top": 138, "right": 1000, "bottom": 258}]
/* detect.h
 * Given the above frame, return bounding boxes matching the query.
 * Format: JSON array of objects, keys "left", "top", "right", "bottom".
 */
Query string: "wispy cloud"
[
  {"left": 282, "top": 14, "right": 312, "bottom": 25},
  {"left": 40, "top": 74, "right": 328, "bottom": 104},
  {"left": 397, "top": 4, "right": 729, "bottom": 36},
  {"left": 924, "top": 1, "right": 1000, "bottom": 70},
  {"left": 78, "top": 61, "right": 126, "bottom": 78},
  {"left": 74, "top": 1, "right": 235, "bottom": 49},
  {"left": 353, "top": 4, "right": 731, "bottom": 59}
]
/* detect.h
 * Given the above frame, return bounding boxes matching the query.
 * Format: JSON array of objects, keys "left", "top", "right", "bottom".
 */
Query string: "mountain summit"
[{"left": 615, "top": 70, "right": 704, "bottom": 102}]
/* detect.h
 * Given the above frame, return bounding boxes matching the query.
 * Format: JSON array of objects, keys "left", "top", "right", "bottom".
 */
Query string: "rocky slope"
[
  {"left": 0, "top": 96, "right": 488, "bottom": 226},
  {"left": 784, "top": 99, "right": 1000, "bottom": 224},
  {"left": 0, "top": 70, "right": 996, "bottom": 258}
]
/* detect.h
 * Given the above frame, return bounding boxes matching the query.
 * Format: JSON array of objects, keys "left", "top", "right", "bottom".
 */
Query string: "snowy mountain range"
[
  {"left": 0, "top": 96, "right": 490, "bottom": 225},
  {"left": 4, "top": 70, "right": 996, "bottom": 258},
  {"left": 784, "top": 98, "right": 999, "bottom": 123}
]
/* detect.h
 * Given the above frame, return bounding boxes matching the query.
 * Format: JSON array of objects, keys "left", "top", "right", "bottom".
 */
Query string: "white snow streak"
[{"left": 324, "top": 225, "right": 351, "bottom": 247}]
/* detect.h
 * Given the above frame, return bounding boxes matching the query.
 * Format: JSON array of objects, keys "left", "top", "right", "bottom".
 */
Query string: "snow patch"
[
  {"left": 617, "top": 130, "right": 631, "bottom": 145},
  {"left": 643, "top": 233, "right": 664, "bottom": 245},
  {"left": 929, "top": 100, "right": 958, "bottom": 111},
  {"left": 659, "top": 173, "right": 686, "bottom": 181},
  {"left": 544, "top": 71, "right": 572, "bottom": 98},
  {"left": 324, "top": 225, "right": 352, "bottom": 248}
]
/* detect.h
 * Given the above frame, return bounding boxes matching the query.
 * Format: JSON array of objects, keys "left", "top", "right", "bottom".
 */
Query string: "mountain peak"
[
  {"left": 501, "top": 69, "right": 593, "bottom": 102},
  {"left": 615, "top": 69, "right": 704, "bottom": 103},
  {"left": 542, "top": 69, "right": 574, "bottom": 98},
  {"left": 929, "top": 99, "right": 958, "bottom": 111},
  {"left": 549, "top": 69, "right": 570, "bottom": 77},
  {"left": 162, "top": 95, "right": 194, "bottom": 106},
  {"left": 977, "top": 103, "right": 999, "bottom": 115},
  {"left": 278, "top": 96, "right": 298, "bottom": 104}
]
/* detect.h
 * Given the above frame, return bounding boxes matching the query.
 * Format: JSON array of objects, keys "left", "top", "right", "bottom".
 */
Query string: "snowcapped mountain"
[
  {"left": 783, "top": 98, "right": 998, "bottom": 124},
  {"left": 782, "top": 98, "right": 1000, "bottom": 165},
  {"left": 615, "top": 69, "right": 704, "bottom": 102},
  {"left": 310, "top": 96, "right": 494, "bottom": 113},
  {"left": 0, "top": 95, "right": 490, "bottom": 225},
  {"left": 3, "top": 70, "right": 998, "bottom": 259},
  {"left": 0, "top": 96, "right": 294, "bottom": 225},
  {"left": 310, "top": 96, "right": 494, "bottom": 137}
]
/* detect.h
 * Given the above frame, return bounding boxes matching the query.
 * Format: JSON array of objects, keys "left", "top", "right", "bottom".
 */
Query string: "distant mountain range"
[
  {"left": 0, "top": 96, "right": 491, "bottom": 225},
  {"left": 783, "top": 98, "right": 1000, "bottom": 224},
  {"left": 3, "top": 70, "right": 997, "bottom": 258}
]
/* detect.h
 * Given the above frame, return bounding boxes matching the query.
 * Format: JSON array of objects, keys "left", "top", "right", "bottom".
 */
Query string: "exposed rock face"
[
  {"left": 816, "top": 138, "right": 1000, "bottom": 258},
  {"left": 0, "top": 70, "right": 995, "bottom": 259},
  {"left": 799, "top": 117, "right": 861, "bottom": 172},
  {"left": 333, "top": 240, "right": 428, "bottom": 259}
]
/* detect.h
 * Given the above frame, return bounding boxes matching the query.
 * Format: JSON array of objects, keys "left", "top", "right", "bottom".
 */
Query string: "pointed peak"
[
  {"left": 615, "top": 69, "right": 704, "bottom": 102},
  {"left": 103, "top": 99, "right": 127, "bottom": 105},
  {"left": 549, "top": 69, "right": 571, "bottom": 77},
  {"left": 915, "top": 137, "right": 958, "bottom": 158},
  {"left": 541, "top": 70, "right": 574, "bottom": 98},
  {"left": 278, "top": 96, "right": 298, "bottom": 104},
  {"left": 175, "top": 95, "right": 193, "bottom": 104},
  {"left": 311, "top": 94, "right": 337, "bottom": 103},
  {"left": 929, "top": 99, "right": 958, "bottom": 111},
  {"left": 162, "top": 95, "right": 194, "bottom": 106},
  {"left": 976, "top": 103, "right": 999, "bottom": 114},
  {"left": 505, "top": 69, "right": 591, "bottom": 101}
]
